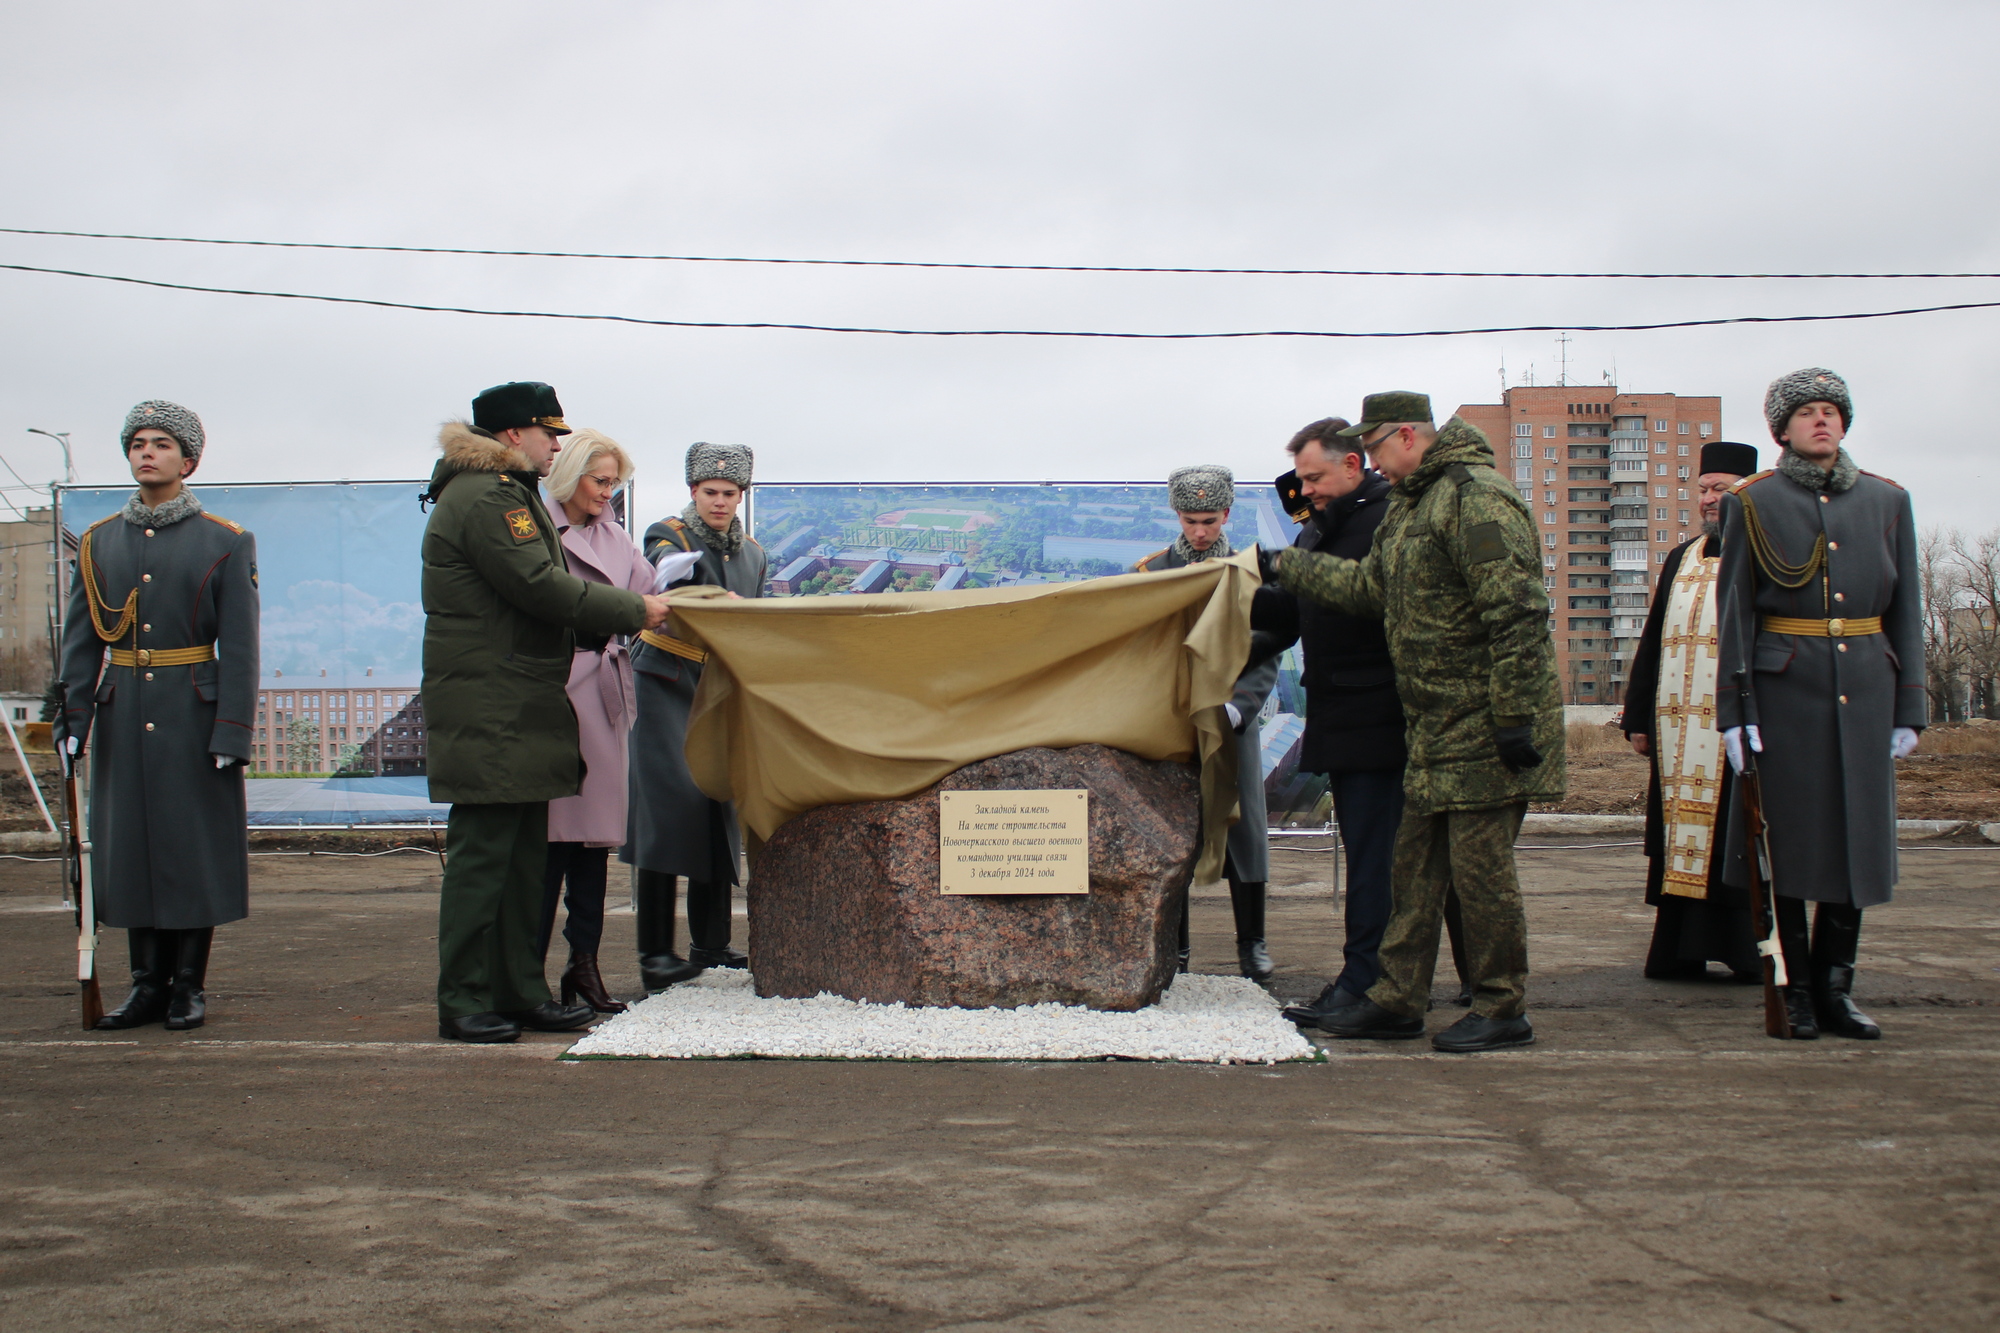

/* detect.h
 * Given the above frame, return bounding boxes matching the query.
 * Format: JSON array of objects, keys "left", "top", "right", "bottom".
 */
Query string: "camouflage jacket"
[{"left": 1274, "top": 418, "right": 1565, "bottom": 813}]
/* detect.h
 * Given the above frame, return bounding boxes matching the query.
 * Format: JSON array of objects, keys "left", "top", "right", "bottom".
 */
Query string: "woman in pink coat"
[{"left": 536, "top": 429, "right": 655, "bottom": 1012}]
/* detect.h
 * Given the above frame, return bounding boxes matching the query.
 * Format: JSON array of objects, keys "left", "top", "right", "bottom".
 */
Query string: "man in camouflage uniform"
[{"left": 1263, "top": 391, "right": 1564, "bottom": 1052}]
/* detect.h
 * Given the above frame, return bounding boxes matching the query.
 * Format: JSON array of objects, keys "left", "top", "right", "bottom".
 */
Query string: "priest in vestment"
[{"left": 1619, "top": 441, "right": 1763, "bottom": 980}]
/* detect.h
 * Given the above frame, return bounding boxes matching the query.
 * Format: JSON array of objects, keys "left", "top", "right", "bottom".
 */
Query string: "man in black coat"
[
  {"left": 1619, "top": 440, "right": 1762, "bottom": 982},
  {"left": 1257, "top": 418, "right": 1445, "bottom": 1027}
]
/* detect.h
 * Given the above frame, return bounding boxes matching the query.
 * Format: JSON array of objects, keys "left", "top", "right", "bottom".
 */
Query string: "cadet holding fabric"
[
  {"left": 1715, "top": 368, "right": 1924, "bottom": 1041},
  {"left": 421, "top": 382, "right": 672, "bottom": 1044},
  {"left": 1264, "top": 392, "right": 1564, "bottom": 1053},
  {"left": 1135, "top": 464, "right": 1278, "bottom": 981},
  {"left": 623, "top": 443, "right": 769, "bottom": 989},
  {"left": 57, "top": 400, "right": 258, "bottom": 1032}
]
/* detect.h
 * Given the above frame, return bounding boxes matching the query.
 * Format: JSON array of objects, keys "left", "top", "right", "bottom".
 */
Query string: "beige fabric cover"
[
  {"left": 666, "top": 550, "right": 1260, "bottom": 884},
  {"left": 1655, "top": 549, "right": 1726, "bottom": 899}
]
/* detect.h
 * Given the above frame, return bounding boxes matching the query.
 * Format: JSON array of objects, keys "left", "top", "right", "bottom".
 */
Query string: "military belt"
[
  {"left": 109, "top": 645, "right": 217, "bottom": 667},
  {"left": 1761, "top": 615, "right": 1883, "bottom": 638},
  {"left": 638, "top": 630, "right": 708, "bottom": 664}
]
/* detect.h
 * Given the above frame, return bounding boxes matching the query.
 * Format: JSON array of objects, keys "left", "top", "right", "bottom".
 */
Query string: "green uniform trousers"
[
  {"left": 436, "top": 801, "right": 553, "bottom": 1019},
  {"left": 1366, "top": 801, "right": 1529, "bottom": 1021}
]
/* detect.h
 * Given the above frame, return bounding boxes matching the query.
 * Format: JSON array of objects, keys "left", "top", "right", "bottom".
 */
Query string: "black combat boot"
[
  {"left": 1811, "top": 903, "right": 1880, "bottom": 1040},
  {"left": 1772, "top": 896, "right": 1818, "bottom": 1038},
  {"left": 1228, "top": 878, "right": 1274, "bottom": 983},
  {"left": 685, "top": 878, "right": 748, "bottom": 968},
  {"left": 1176, "top": 894, "right": 1191, "bottom": 975},
  {"left": 1780, "top": 986, "right": 1820, "bottom": 1040},
  {"left": 164, "top": 927, "right": 213, "bottom": 1031},
  {"left": 635, "top": 870, "right": 703, "bottom": 992},
  {"left": 96, "top": 927, "right": 170, "bottom": 1029}
]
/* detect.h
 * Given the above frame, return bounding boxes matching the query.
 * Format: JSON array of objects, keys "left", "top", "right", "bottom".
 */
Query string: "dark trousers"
[
  {"left": 536, "top": 842, "right": 610, "bottom": 962},
  {"left": 436, "top": 802, "right": 551, "bottom": 1020},
  {"left": 634, "top": 871, "right": 734, "bottom": 955},
  {"left": 1774, "top": 897, "right": 1864, "bottom": 982},
  {"left": 1328, "top": 768, "right": 1404, "bottom": 1001}
]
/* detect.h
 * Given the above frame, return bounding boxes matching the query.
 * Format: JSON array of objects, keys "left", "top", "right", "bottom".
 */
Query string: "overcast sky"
[{"left": 3, "top": 1, "right": 1996, "bottom": 531}]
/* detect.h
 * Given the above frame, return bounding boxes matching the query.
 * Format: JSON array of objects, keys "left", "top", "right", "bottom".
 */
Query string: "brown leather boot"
[{"left": 560, "top": 950, "right": 628, "bottom": 1014}]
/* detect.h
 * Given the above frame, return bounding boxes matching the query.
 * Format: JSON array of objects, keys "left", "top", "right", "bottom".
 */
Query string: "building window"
[
  {"left": 1543, "top": 425, "right": 1557, "bottom": 438},
  {"left": 1655, "top": 529, "right": 1669, "bottom": 542},
  {"left": 1678, "top": 422, "right": 1690, "bottom": 435},
  {"left": 1655, "top": 507, "right": 1668, "bottom": 521},
  {"left": 1656, "top": 550, "right": 1669, "bottom": 564},
  {"left": 1654, "top": 440, "right": 1667, "bottom": 453},
  {"left": 1655, "top": 463, "right": 1668, "bottom": 476},
  {"left": 1543, "top": 534, "right": 1557, "bottom": 548},
  {"left": 1654, "top": 419, "right": 1669, "bottom": 432},
  {"left": 1544, "top": 446, "right": 1559, "bottom": 460},
  {"left": 1544, "top": 469, "right": 1557, "bottom": 482},
  {"left": 1514, "top": 423, "right": 1532, "bottom": 437},
  {"left": 1677, "top": 466, "right": 1690, "bottom": 480},
  {"left": 1699, "top": 422, "right": 1713, "bottom": 437},
  {"left": 1513, "top": 441, "right": 1531, "bottom": 458},
  {"left": 1677, "top": 444, "right": 1689, "bottom": 456},
  {"left": 1677, "top": 488, "right": 1689, "bottom": 500},
  {"left": 1655, "top": 485, "right": 1668, "bottom": 498},
  {"left": 1543, "top": 511, "right": 1556, "bottom": 524},
  {"left": 1678, "top": 510, "right": 1691, "bottom": 524}
]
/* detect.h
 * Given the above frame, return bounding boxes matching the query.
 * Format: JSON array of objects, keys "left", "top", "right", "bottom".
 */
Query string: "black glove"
[
  {"left": 1494, "top": 725, "right": 1543, "bottom": 773},
  {"left": 1255, "top": 546, "right": 1283, "bottom": 584}
]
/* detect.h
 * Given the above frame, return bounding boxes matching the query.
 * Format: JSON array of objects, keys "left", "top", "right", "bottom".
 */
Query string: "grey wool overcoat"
[
  {"left": 57, "top": 497, "right": 259, "bottom": 929},
  {"left": 621, "top": 517, "right": 767, "bottom": 883},
  {"left": 1135, "top": 545, "right": 1276, "bottom": 882},
  {"left": 1715, "top": 461, "right": 1925, "bottom": 908},
  {"left": 419, "top": 424, "right": 649, "bottom": 805}
]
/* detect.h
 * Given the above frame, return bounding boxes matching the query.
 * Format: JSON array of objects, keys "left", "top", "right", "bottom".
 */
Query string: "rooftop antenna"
[
  {"left": 1555, "top": 332, "right": 1572, "bottom": 388},
  {"left": 1498, "top": 354, "right": 1508, "bottom": 399}
]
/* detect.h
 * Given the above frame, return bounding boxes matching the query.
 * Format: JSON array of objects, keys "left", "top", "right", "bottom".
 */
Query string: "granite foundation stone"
[{"left": 749, "top": 745, "right": 1199, "bottom": 1010}]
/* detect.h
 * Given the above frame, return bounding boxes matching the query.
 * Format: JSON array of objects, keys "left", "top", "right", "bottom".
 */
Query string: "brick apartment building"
[
  {"left": 1454, "top": 385, "right": 1724, "bottom": 706},
  {"left": 254, "top": 671, "right": 426, "bottom": 774},
  {"left": 0, "top": 507, "right": 61, "bottom": 694}
]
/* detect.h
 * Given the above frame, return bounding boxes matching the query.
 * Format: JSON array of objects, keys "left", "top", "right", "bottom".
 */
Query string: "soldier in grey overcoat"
[
  {"left": 57, "top": 401, "right": 258, "bottom": 1031},
  {"left": 1135, "top": 465, "right": 1278, "bottom": 982},
  {"left": 1716, "top": 368, "right": 1925, "bottom": 1041},
  {"left": 622, "top": 443, "right": 768, "bottom": 988}
]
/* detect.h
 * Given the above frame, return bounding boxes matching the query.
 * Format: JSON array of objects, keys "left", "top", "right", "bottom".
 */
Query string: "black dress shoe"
[
  {"left": 439, "top": 1013, "right": 522, "bottom": 1043},
  {"left": 1432, "top": 1012, "right": 1535, "bottom": 1053},
  {"left": 1315, "top": 998, "right": 1425, "bottom": 1040},
  {"left": 499, "top": 1001, "right": 596, "bottom": 1032},
  {"left": 1281, "top": 985, "right": 1360, "bottom": 1026},
  {"left": 687, "top": 945, "right": 748, "bottom": 969},
  {"left": 640, "top": 952, "right": 705, "bottom": 992}
]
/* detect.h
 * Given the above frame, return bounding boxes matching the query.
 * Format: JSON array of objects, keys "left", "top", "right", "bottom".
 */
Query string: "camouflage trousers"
[{"left": 1365, "top": 801, "right": 1529, "bottom": 1020}]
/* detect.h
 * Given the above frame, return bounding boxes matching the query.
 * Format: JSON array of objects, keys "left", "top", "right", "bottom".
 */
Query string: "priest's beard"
[{"left": 1702, "top": 520, "right": 1722, "bottom": 542}]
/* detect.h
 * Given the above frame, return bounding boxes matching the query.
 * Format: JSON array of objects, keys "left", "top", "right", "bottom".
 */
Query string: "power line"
[
  {"left": 4, "top": 226, "right": 1996, "bottom": 281},
  {"left": 5, "top": 262, "right": 2000, "bottom": 340}
]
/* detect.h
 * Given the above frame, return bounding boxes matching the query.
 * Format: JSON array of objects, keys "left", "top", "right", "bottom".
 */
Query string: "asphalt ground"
[{"left": 2, "top": 839, "right": 1997, "bottom": 1331}]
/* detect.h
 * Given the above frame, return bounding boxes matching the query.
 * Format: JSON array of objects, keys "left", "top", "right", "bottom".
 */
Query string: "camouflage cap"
[
  {"left": 1167, "top": 464, "right": 1234, "bottom": 513},
  {"left": 1335, "top": 391, "right": 1434, "bottom": 438}
]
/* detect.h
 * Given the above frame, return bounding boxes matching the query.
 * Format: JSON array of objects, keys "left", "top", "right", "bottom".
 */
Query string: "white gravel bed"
[{"left": 565, "top": 969, "right": 1316, "bottom": 1064}]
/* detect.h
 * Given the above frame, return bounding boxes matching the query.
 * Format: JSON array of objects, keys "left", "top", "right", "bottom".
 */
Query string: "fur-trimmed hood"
[{"left": 424, "top": 421, "right": 535, "bottom": 504}]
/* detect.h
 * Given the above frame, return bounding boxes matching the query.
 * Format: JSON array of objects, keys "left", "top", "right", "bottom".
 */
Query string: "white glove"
[
  {"left": 650, "top": 549, "right": 703, "bottom": 592},
  {"left": 214, "top": 754, "right": 237, "bottom": 769},
  {"left": 1224, "top": 703, "right": 1243, "bottom": 732},
  {"left": 1891, "top": 726, "right": 1920, "bottom": 760},
  {"left": 1722, "top": 724, "right": 1762, "bottom": 775}
]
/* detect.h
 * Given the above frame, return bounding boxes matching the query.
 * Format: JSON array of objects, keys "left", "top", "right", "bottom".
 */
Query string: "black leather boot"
[
  {"left": 1176, "top": 893, "right": 1191, "bottom": 974},
  {"left": 164, "top": 927, "right": 213, "bottom": 1031},
  {"left": 1228, "top": 878, "right": 1274, "bottom": 983},
  {"left": 635, "top": 870, "right": 703, "bottom": 992},
  {"left": 561, "top": 950, "right": 628, "bottom": 1014},
  {"left": 1780, "top": 986, "right": 1820, "bottom": 1040},
  {"left": 1811, "top": 904, "right": 1880, "bottom": 1040},
  {"left": 96, "top": 927, "right": 170, "bottom": 1029},
  {"left": 685, "top": 877, "right": 748, "bottom": 968}
]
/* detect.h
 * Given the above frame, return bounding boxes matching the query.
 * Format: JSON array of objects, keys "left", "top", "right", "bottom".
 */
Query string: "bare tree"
[
  {"left": 1919, "top": 526, "right": 1969, "bottom": 722},
  {"left": 1953, "top": 528, "right": 2000, "bottom": 719}
]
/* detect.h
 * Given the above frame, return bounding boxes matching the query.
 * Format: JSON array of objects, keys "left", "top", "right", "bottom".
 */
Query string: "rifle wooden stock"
[
  {"left": 1737, "top": 756, "right": 1791, "bottom": 1039},
  {"left": 61, "top": 754, "right": 103, "bottom": 1030}
]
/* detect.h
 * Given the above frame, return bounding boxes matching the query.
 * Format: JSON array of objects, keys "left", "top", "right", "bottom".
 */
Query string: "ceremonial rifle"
[
  {"left": 1732, "top": 671, "right": 1790, "bottom": 1039},
  {"left": 57, "top": 690, "right": 103, "bottom": 1029}
]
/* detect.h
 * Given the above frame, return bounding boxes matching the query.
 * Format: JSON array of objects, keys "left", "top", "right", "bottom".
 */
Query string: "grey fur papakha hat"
[
  {"left": 1764, "top": 367, "right": 1852, "bottom": 441},
  {"left": 686, "top": 441, "right": 753, "bottom": 488},
  {"left": 120, "top": 400, "right": 205, "bottom": 464},
  {"left": 1167, "top": 464, "right": 1234, "bottom": 513}
]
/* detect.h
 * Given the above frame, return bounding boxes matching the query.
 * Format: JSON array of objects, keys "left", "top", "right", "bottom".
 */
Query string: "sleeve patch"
[
  {"left": 1464, "top": 520, "right": 1509, "bottom": 565},
  {"left": 504, "top": 508, "right": 540, "bottom": 541}
]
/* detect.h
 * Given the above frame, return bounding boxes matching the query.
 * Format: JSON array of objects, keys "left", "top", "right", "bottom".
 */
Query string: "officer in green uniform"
[
  {"left": 1264, "top": 392, "right": 1565, "bottom": 1053},
  {"left": 421, "top": 382, "right": 672, "bottom": 1043}
]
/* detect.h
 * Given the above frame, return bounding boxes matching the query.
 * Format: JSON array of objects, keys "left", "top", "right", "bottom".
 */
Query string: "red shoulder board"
[
  {"left": 202, "top": 513, "right": 245, "bottom": 534},
  {"left": 1859, "top": 470, "right": 1904, "bottom": 490}
]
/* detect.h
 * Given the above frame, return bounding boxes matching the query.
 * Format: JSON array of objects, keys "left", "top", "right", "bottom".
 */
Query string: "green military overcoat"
[
  {"left": 420, "top": 423, "right": 649, "bottom": 805},
  {"left": 1275, "top": 418, "right": 1565, "bottom": 814}
]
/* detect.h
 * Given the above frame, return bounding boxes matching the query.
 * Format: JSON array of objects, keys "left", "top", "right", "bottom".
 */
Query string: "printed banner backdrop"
[
  {"left": 743, "top": 482, "right": 1318, "bottom": 818},
  {"left": 58, "top": 481, "right": 447, "bottom": 824}
]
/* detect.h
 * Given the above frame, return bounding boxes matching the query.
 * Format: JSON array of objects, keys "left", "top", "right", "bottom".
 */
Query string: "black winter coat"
[{"left": 1260, "top": 472, "right": 1406, "bottom": 774}]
